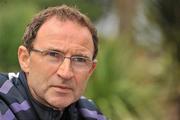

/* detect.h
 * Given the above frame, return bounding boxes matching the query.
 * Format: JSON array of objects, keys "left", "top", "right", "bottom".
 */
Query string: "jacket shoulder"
[
  {"left": 0, "top": 72, "right": 19, "bottom": 84},
  {"left": 76, "top": 96, "right": 107, "bottom": 120},
  {"left": 0, "top": 73, "right": 9, "bottom": 85},
  {"left": 78, "top": 96, "right": 98, "bottom": 110}
]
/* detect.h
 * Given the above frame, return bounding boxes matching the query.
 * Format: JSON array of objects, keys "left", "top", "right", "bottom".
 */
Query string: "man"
[{"left": 0, "top": 5, "right": 106, "bottom": 120}]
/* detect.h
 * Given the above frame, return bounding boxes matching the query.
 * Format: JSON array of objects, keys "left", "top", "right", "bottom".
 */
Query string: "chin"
[{"left": 48, "top": 97, "right": 74, "bottom": 109}]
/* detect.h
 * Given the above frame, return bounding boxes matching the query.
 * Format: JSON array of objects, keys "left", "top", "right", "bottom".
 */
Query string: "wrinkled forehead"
[{"left": 33, "top": 17, "right": 94, "bottom": 56}]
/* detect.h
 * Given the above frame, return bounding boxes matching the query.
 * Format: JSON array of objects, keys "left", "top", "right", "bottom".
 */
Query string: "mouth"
[{"left": 52, "top": 85, "right": 73, "bottom": 93}]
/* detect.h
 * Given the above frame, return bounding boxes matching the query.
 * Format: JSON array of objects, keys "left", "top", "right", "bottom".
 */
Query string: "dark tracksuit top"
[{"left": 0, "top": 72, "right": 106, "bottom": 120}]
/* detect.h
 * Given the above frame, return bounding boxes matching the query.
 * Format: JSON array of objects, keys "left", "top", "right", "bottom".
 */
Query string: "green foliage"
[
  {"left": 145, "top": 0, "right": 180, "bottom": 119},
  {"left": 86, "top": 36, "right": 168, "bottom": 120},
  {"left": 35, "top": 0, "right": 103, "bottom": 21},
  {"left": 0, "top": 2, "right": 37, "bottom": 71}
]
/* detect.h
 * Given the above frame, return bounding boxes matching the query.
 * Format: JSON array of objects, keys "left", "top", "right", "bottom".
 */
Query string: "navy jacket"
[{"left": 0, "top": 72, "right": 106, "bottom": 120}]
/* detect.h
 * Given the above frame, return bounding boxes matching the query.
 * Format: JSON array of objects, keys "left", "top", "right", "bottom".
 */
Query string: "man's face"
[{"left": 18, "top": 16, "right": 96, "bottom": 109}]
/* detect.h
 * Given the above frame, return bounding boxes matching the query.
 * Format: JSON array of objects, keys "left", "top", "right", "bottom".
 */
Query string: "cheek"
[
  {"left": 27, "top": 64, "right": 54, "bottom": 101},
  {"left": 29, "top": 56, "right": 57, "bottom": 78},
  {"left": 27, "top": 58, "right": 55, "bottom": 89},
  {"left": 75, "top": 73, "right": 90, "bottom": 94}
]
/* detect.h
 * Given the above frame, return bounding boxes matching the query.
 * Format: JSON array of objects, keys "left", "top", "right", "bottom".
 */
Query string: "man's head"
[
  {"left": 18, "top": 5, "right": 98, "bottom": 110},
  {"left": 23, "top": 5, "right": 98, "bottom": 60}
]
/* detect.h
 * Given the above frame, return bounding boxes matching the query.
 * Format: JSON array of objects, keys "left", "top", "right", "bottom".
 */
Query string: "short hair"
[{"left": 23, "top": 5, "right": 98, "bottom": 59}]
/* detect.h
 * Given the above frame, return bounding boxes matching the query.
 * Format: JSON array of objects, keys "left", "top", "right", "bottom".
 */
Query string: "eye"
[
  {"left": 72, "top": 57, "right": 88, "bottom": 63},
  {"left": 46, "top": 51, "right": 61, "bottom": 58}
]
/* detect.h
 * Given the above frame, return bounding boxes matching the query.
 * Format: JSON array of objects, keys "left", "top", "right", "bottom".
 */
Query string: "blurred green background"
[{"left": 0, "top": 0, "right": 180, "bottom": 120}]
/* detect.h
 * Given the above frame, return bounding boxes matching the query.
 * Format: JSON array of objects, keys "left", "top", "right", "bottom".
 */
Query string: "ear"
[
  {"left": 88, "top": 62, "right": 96, "bottom": 75},
  {"left": 18, "top": 45, "right": 30, "bottom": 73}
]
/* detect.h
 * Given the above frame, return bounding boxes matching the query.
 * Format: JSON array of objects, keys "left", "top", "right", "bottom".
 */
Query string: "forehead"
[{"left": 34, "top": 16, "right": 94, "bottom": 55}]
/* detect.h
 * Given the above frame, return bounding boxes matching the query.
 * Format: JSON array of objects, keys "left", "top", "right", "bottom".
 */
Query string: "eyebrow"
[
  {"left": 47, "top": 48, "right": 91, "bottom": 58},
  {"left": 47, "top": 48, "right": 64, "bottom": 53},
  {"left": 72, "top": 54, "right": 91, "bottom": 59}
]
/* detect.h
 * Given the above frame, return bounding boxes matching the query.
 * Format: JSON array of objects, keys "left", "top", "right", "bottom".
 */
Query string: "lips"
[
  {"left": 57, "top": 85, "right": 72, "bottom": 90},
  {"left": 52, "top": 85, "right": 73, "bottom": 93}
]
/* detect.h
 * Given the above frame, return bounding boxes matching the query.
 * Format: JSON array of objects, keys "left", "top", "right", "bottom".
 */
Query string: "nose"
[{"left": 56, "top": 58, "right": 74, "bottom": 80}]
